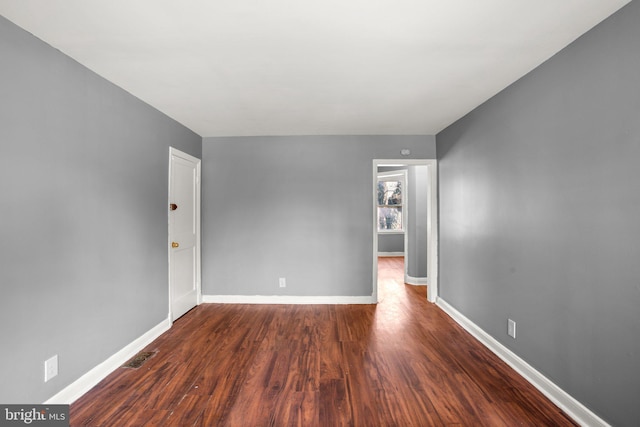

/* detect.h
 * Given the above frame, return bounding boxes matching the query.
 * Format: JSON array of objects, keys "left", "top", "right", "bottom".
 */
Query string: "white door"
[{"left": 169, "top": 147, "right": 201, "bottom": 321}]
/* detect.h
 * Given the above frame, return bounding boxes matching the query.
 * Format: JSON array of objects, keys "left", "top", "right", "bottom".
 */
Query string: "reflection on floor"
[{"left": 69, "top": 256, "right": 577, "bottom": 426}]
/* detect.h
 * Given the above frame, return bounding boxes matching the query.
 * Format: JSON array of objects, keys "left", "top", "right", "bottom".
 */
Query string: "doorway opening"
[{"left": 372, "top": 159, "right": 438, "bottom": 303}]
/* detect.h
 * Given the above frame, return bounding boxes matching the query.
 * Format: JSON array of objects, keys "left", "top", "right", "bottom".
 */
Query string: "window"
[{"left": 377, "top": 171, "right": 406, "bottom": 232}]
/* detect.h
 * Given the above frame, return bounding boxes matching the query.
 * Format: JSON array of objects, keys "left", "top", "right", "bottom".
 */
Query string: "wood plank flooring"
[{"left": 70, "top": 257, "right": 577, "bottom": 426}]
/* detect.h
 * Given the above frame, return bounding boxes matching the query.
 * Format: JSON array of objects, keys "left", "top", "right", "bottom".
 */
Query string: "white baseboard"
[
  {"left": 378, "top": 252, "right": 404, "bottom": 257},
  {"left": 436, "top": 298, "right": 610, "bottom": 427},
  {"left": 404, "top": 274, "right": 427, "bottom": 286},
  {"left": 44, "top": 317, "right": 172, "bottom": 405},
  {"left": 202, "top": 295, "right": 376, "bottom": 304}
]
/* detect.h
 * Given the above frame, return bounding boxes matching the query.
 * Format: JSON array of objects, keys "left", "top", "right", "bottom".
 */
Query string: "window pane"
[
  {"left": 378, "top": 207, "right": 403, "bottom": 230},
  {"left": 377, "top": 181, "right": 402, "bottom": 205}
]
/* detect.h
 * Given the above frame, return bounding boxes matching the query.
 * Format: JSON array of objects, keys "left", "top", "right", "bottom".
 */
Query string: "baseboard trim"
[
  {"left": 377, "top": 252, "right": 404, "bottom": 257},
  {"left": 404, "top": 274, "right": 427, "bottom": 286},
  {"left": 44, "top": 317, "right": 172, "bottom": 405},
  {"left": 202, "top": 295, "right": 376, "bottom": 304},
  {"left": 436, "top": 298, "right": 610, "bottom": 427}
]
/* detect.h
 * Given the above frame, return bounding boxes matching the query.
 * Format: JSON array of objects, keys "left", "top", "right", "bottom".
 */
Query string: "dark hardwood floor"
[{"left": 70, "top": 257, "right": 577, "bottom": 426}]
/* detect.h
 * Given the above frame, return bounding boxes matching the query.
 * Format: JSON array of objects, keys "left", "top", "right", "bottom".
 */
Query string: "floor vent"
[{"left": 122, "top": 351, "right": 156, "bottom": 369}]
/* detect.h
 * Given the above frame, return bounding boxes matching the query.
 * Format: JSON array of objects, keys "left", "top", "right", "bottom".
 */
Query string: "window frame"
[{"left": 376, "top": 170, "right": 407, "bottom": 233}]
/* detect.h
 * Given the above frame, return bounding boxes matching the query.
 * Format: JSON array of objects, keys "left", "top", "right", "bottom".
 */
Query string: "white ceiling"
[{"left": 0, "top": 0, "right": 630, "bottom": 137}]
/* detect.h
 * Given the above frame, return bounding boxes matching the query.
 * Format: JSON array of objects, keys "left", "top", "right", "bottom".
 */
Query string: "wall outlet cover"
[
  {"left": 508, "top": 319, "right": 516, "bottom": 339},
  {"left": 45, "top": 354, "right": 58, "bottom": 382}
]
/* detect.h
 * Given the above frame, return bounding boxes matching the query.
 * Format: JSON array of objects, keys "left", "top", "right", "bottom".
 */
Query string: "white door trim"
[
  {"left": 168, "top": 147, "right": 202, "bottom": 321},
  {"left": 373, "top": 159, "right": 438, "bottom": 303}
]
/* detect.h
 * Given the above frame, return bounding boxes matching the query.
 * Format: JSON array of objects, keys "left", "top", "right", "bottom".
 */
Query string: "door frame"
[
  {"left": 372, "top": 159, "right": 438, "bottom": 303},
  {"left": 168, "top": 147, "right": 202, "bottom": 321}
]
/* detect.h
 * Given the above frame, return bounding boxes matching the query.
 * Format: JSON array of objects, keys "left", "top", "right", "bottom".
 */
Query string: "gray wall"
[
  {"left": 378, "top": 233, "right": 404, "bottom": 253},
  {"left": 436, "top": 2, "right": 640, "bottom": 425},
  {"left": 406, "top": 165, "right": 428, "bottom": 278},
  {"left": 202, "top": 136, "right": 435, "bottom": 297},
  {"left": 0, "top": 16, "right": 201, "bottom": 403}
]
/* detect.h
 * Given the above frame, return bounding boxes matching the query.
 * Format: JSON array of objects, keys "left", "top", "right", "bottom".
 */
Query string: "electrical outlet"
[
  {"left": 279, "top": 277, "right": 286, "bottom": 288},
  {"left": 508, "top": 319, "right": 516, "bottom": 339},
  {"left": 44, "top": 355, "right": 58, "bottom": 382}
]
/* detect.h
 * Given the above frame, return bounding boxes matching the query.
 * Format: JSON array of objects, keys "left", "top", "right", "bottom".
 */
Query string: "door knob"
[
  {"left": 170, "top": 203, "right": 178, "bottom": 211},
  {"left": 171, "top": 242, "right": 179, "bottom": 248}
]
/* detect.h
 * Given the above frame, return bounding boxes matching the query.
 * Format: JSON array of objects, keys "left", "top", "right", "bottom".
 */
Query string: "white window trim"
[{"left": 377, "top": 170, "right": 407, "bottom": 233}]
